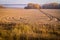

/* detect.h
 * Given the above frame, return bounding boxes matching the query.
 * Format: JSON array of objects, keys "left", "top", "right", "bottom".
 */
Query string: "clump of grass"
[{"left": 0, "top": 22, "right": 60, "bottom": 40}]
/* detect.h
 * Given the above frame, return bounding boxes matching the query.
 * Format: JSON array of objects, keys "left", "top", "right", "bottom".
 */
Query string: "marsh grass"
[{"left": 0, "top": 22, "right": 60, "bottom": 40}]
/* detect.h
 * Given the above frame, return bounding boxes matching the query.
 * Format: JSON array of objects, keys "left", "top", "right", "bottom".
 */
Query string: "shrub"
[{"left": 0, "top": 5, "right": 5, "bottom": 8}]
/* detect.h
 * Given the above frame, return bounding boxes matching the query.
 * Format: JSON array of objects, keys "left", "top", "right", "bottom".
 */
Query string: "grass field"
[{"left": 0, "top": 8, "right": 60, "bottom": 40}]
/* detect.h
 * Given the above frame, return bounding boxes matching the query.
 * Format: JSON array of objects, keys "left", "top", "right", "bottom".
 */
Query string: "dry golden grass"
[
  {"left": 0, "top": 8, "right": 60, "bottom": 40},
  {"left": 0, "top": 22, "right": 60, "bottom": 40}
]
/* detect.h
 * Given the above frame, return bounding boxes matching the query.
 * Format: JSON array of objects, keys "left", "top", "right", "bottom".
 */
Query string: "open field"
[
  {"left": 0, "top": 8, "right": 60, "bottom": 40},
  {"left": 40, "top": 9, "right": 60, "bottom": 19},
  {"left": 0, "top": 8, "right": 60, "bottom": 24}
]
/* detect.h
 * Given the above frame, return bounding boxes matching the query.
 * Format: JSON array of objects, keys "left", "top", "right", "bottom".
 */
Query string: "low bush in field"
[
  {"left": 0, "top": 5, "right": 5, "bottom": 8},
  {"left": 0, "top": 22, "right": 60, "bottom": 40}
]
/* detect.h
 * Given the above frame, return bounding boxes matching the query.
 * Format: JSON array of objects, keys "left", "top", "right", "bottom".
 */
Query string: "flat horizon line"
[{"left": 1, "top": 4, "right": 40, "bottom": 5}]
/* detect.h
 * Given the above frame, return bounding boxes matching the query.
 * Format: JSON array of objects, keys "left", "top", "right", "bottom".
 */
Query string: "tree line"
[
  {"left": 0, "top": 3, "right": 60, "bottom": 9},
  {"left": 41, "top": 3, "right": 60, "bottom": 9},
  {"left": 24, "top": 3, "right": 60, "bottom": 9}
]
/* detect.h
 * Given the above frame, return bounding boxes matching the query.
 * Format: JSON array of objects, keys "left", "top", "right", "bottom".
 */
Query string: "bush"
[{"left": 0, "top": 5, "right": 5, "bottom": 8}]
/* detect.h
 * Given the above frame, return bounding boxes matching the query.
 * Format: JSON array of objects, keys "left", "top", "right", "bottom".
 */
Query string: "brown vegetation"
[
  {"left": 41, "top": 3, "right": 60, "bottom": 9},
  {"left": 0, "top": 8, "right": 60, "bottom": 40},
  {"left": 0, "top": 5, "right": 5, "bottom": 8},
  {"left": 24, "top": 3, "right": 60, "bottom": 9},
  {"left": 24, "top": 3, "right": 41, "bottom": 9},
  {"left": 0, "top": 22, "right": 60, "bottom": 40}
]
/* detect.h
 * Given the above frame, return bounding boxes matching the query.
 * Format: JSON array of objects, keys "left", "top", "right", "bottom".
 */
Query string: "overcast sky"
[{"left": 0, "top": 0, "right": 60, "bottom": 4}]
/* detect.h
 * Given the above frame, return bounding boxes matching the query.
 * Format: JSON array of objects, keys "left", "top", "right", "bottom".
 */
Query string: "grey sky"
[{"left": 0, "top": 0, "right": 60, "bottom": 4}]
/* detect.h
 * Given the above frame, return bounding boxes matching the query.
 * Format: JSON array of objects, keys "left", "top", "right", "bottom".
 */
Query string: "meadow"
[
  {"left": 0, "top": 8, "right": 60, "bottom": 40},
  {"left": 0, "top": 22, "right": 60, "bottom": 40}
]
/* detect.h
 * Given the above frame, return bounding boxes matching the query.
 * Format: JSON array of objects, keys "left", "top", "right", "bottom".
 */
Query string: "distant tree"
[
  {"left": 33, "top": 4, "right": 41, "bottom": 9},
  {"left": 24, "top": 3, "right": 41, "bottom": 9},
  {"left": 27, "top": 3, "right": 34, "bottom": 9},
  {"left": 41, "top": 3, "right": 60, "bottom": 9}
]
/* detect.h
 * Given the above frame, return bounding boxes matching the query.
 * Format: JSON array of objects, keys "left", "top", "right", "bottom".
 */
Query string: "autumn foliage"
[
  {"left": 24, "top": 3, "right": 41, "bottom": 9},
  {"left": 24, "top": 3, "right": 60, "bottom": 9}
]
